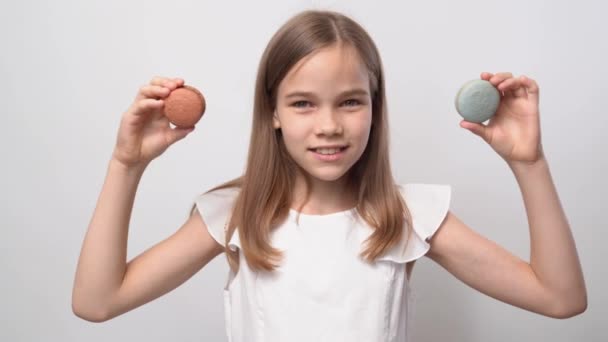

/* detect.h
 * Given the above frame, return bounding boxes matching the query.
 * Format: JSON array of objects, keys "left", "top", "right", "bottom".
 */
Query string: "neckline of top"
[{"left": 288, "top": 206, "right": 357, "bottom": 219}]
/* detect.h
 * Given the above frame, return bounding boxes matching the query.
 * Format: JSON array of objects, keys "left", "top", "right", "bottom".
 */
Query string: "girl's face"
[{"left": 274, "top": 44, "right": 373, "bottom": 184}]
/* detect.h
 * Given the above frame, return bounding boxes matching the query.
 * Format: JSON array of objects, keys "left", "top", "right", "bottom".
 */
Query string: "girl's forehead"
[{"left": 278, "top": 45, "right": 370, "bottom": 96}]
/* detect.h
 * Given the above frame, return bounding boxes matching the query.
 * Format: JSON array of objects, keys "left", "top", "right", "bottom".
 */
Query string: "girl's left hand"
[{"left": 460, "top": 72, "right": 544, "bottom": 165}]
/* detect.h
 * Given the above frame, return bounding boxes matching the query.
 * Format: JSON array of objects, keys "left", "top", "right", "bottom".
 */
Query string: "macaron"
[
  {"left": 164, "top": 85, "right": 206, "bottom": 127},
  {"left": 454, "top": 79, "right": 500, "bottom": 123}
]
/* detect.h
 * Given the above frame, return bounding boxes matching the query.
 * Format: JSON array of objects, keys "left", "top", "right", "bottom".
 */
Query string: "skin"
[
  {"left": 276, "top": 46, "right": 587, "bottom": 318},
  {"left": 273, "top": 44, "right": 372, "bottom": 214},
  {"left": 72, "top": 77, "right": 222, "bottom": 322},
  {"left": 428, "top": 72, "right": 587, "bottom": 318},
  {"left": 72, "top": 53, "right": 586, "bottom": 322}
]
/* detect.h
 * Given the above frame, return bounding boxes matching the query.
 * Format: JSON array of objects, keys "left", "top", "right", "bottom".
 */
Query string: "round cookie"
[
  {"left": 454, "top": 80, "right": 500, "bottom": 123},
  {"left": 164, "top": 85, "right": 206, "bottom": 127}
]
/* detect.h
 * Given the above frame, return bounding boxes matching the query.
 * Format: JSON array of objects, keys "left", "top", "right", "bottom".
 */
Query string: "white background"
[{"left": 1, "top": 0, "right": 605, "bottom": 341}]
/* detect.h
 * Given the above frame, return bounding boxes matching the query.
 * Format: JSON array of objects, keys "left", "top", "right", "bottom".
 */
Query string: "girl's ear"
[{"left": 273, "top": 110, "right": 281, "bottom": 129}]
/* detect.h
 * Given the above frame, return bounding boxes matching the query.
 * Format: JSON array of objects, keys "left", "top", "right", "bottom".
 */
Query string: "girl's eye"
[
  {"left": 343, "top": 99, "right": 361, "bottom": 107},
  {"left": 292, "top": 101, "right": 311, "bottom": 108}
]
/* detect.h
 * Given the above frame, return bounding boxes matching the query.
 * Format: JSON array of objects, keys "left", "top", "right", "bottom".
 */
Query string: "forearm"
[
  {"left": 72, "top": 158, "right": 146, "bottom": 314},
  {"left": 509, "top": 156, "right": 587, "bottom": 310}
]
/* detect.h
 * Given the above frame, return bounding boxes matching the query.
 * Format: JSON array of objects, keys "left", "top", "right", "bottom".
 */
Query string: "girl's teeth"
[{"left": 315, "top": 148, "right": 341, "bottom": 155}]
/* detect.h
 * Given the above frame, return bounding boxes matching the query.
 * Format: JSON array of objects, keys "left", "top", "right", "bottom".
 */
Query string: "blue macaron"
[{"left": 454, "top": 79, "right": 500, "bottom": 123}]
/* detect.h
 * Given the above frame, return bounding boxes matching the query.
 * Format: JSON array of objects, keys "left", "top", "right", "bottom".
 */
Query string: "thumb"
[
  {"left": 167, "top": 126, "right": 195, "bottom": 145},
  {"left": 460, "top": 120, "right": 490, "bottom": 143}
]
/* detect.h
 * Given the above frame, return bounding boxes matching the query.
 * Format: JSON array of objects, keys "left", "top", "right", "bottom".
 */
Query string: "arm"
[
  {"left": 71, "top": 159, "right": 143, "bottom": 321},
  {"left": 72, "top": 76, "right": 221, "bottom": 322},
  {"left": 427, "top": 158, "right": 586, "bottom": 318},
  {"left": 426, "top": 72, "right": 586, "bottom": 318},
  {"left": 510, "top": 156, "right": 586, "bottom": 315},
  {"left": 72, "top": 159, "right": 223, "bottom": 322}
]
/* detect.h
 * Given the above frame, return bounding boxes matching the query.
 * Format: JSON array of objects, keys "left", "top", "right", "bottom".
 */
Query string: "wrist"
[
  {"left": 109, "top": 157, "right": 148, "bottom": 177},
  {"left": 507, "top": 154, "right": 548, "bottom": 175},
  {"left": 505, "top": 143, "right": 546, "bottom": 169}
]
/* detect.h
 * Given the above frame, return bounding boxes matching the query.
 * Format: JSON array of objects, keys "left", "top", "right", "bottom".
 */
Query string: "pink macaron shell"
[{"left": 164, "top": 85, "right": 206, "bottom": 127}]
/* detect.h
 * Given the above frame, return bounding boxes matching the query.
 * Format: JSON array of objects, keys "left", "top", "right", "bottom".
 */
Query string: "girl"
[{"left": 72, "top": 9, "right": 587, "bottom": 341}]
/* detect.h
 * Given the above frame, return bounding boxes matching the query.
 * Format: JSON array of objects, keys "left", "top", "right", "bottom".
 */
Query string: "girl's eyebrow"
[{"left": 285, "top": 88, "right": 369, "bottom": 99}]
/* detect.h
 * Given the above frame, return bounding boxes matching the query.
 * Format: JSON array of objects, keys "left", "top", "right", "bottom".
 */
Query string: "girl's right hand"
[{"left": 112, "top": 76, "right": 196, "bottom": 169}]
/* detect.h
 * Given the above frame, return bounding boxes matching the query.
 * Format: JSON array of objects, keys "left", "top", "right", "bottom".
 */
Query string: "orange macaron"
[{"left": 163, "top": 85, "right": 206, "bottom": 128}]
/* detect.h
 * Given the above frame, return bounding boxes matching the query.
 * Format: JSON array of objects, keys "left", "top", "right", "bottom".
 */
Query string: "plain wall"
[{"left": 1, "top": 0, "right": 605, "bottom": 341}]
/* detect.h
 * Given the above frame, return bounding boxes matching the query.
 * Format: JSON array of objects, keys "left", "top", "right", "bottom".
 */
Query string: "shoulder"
[
  {"left": 375, "top": 183, "right": 452, "bottom": 263},
  {"left": 397, "top": 183, "right": 452, "bottom": 239},
  {"left": 397, "top": 183, "right": 451, "bottom": 204},
  {"left": 193, "top": 186, "right": 240, "bottom": 248}
]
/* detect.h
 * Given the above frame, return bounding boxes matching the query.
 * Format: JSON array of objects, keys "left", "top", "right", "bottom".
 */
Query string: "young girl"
[{"left": 72, "top": 9, "right": 587, "bottom": 341}]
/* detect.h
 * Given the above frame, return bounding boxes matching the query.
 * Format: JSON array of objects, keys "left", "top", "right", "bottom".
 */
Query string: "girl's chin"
[{"left": 302, "top": 167, "right": 351, "bottom": 183}]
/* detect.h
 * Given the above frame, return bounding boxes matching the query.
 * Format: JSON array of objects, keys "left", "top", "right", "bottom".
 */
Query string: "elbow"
[
  {"left": 550, "top": 303, "right": 587, "bottom": 319},
  {"left": 546, "top": 292, "right": 588, "bottom": 319},
  {"left": 72, "top": 300, "right": 111, "bottom": 323},
  {"left": 71, "top": 291, "right": 112, "bottom": 323}
]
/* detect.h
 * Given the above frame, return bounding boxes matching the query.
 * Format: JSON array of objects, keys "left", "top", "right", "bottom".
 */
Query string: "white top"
[{"left": 195, "top": 183, "right": 451, "bottom": 342}]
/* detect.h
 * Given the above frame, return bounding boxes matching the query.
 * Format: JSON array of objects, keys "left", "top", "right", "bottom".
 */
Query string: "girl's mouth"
[{"left": 309, "top": 146, "right": 348, "bottom": 161}]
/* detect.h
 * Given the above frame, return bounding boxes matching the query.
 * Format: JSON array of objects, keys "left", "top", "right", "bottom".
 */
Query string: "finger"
[
  {"left": 150, "top": 76, "right": 171, "bottom": 87},
  {"left": 520, "top": 75, "right": 540, "bottom": 103},
  {"left": 130, "top": 98, "right": 164, "bottom": 116},
  {"left": 497, "top": 77, "right": 526, "bottom": 98},
  {"left": 136, "top": 85, "right": 171, "bottom": 101},
  {"left": 489, "top": 72, "right": 514, "bottom": 87},
  {"left": 460, "top": 120, "right": 490, "bottom": 143},
  {"left": 480, "top": 72, "right": 493, "bottom": 81},
  {"left": 512, "top": 85, "right": 527, "bottom": 98},
  {"left": 149, "top": 76, "right": 184, "bottom": 90},
  {"left": 166, "top": 126, "right": 195, "bottom": 145}
]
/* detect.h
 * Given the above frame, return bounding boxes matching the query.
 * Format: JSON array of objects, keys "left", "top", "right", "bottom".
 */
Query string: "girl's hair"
[{"left": 190, "top": 10, "right": 411, "bottom": 272}]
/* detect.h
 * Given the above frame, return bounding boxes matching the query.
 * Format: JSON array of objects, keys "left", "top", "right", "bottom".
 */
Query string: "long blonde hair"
[{"left": 191, "top": 10, "right": 411, "bottom": 272}]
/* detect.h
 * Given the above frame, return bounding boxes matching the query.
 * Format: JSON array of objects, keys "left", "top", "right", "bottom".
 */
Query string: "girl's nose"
[{"left": 315, "top": 109, "right": 343, "bottom": 136}]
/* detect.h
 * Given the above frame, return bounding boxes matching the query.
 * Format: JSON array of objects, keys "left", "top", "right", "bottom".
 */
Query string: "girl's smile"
[
  {"left": 273, "top": 44, "right": 372, "bottom": 183},
  {"left": 309, "top": 145, "right": 349, "bottom": 161}
]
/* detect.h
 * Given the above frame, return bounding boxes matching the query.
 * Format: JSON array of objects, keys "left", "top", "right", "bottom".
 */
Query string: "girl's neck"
[{"left": 291, "top": 175, "right": 357, "bottom": 215}]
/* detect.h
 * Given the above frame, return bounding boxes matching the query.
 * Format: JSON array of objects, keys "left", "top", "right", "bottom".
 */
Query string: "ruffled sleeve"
[
  {"left": 376, "top": 183, "right": 451, "bottom": 263},
  {"left": 193, "top": 186, "right": 241, "bottom": 251}
]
